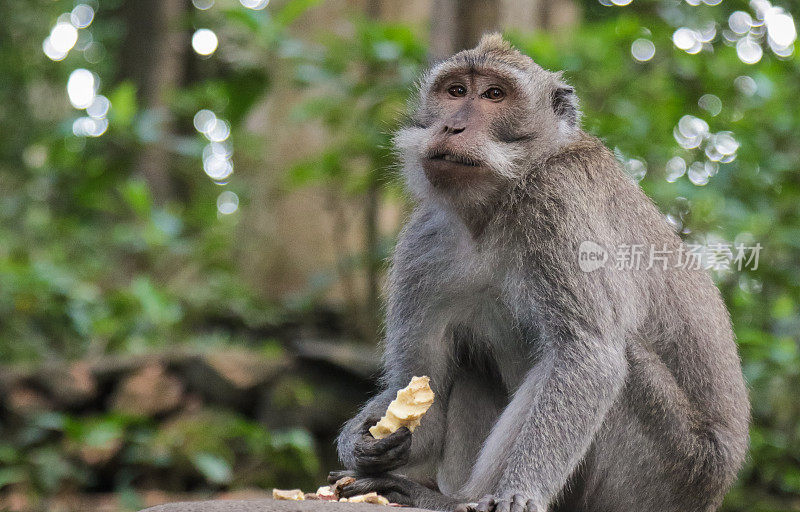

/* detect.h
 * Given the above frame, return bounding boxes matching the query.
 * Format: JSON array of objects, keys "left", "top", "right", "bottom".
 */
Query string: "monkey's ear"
[{"left": 551, "top": 85, "right": 580, "bottom": 133}]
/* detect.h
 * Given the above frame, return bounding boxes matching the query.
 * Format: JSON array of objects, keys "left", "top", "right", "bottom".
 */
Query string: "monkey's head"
[{"left": 395, "top": 33, "right": 581, "bottom": 204}]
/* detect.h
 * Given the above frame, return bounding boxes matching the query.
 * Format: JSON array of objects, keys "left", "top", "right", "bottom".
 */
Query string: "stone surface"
[{"left": 141, "top": 498, "right": 431, "bottom": 512}]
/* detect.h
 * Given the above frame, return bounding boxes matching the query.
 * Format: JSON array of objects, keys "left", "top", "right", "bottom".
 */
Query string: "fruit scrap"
[
  {"left": 272, "top": 489, "right": 305, "bottom": 500},
  {"left": 316, "top": 485, "right": 336, "bottom": 500},
  {"left": 341, "top": 492, "right": 390, "bottom": 505}
]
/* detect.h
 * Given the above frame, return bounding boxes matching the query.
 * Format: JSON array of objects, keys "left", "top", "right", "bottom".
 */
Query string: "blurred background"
[{"left": 0, "top": 0, "right": 798, "bottom": 510}]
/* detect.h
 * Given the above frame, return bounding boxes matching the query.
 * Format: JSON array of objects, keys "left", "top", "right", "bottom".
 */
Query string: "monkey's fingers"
[
  {"left": 454, "top": 502, "right": 479, "bottom": 512},
  {"left": 359, "top": 416, "right": 383, "bottom": 435},
  {"left": 370, "top": 427, "right": 412, "bottom": 451},
  {"left": 355, "top": 428, "right": 411, "bottom": 457},
  {"left": 339, "top": 477, "right": 413, "bottom": 507},
  {"left": 354, "top": 444, "right": 411, "bottom": 474},
  {"left": 327, "top": 469, "right": 355, "bottom": 484},
  {"left": 509, "top": 494, "right": 527, "bottom": 512},
  {"left": 339, "top": 476, "right": 400, "bottom": 497},
  {"left": 475, "top": 495, "right": 497, "bottom": 512},
  {"left": 494, "top": 498, "right": 511, "bottom": 512}
]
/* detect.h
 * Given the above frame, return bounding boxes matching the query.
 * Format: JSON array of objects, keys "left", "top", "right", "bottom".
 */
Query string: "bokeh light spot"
[
  {"left": 43, "top": 37, "right": 68, "bottom": 61},
  {"left": 728, "top": 11, "right": 753, "bottom": 34},
  {"left": 70, "top": 4, "right": 95, "bottom": 29},
  {"left": 665, "top": 156, "right": 687, "bottom": 182},
  {"left": 240, "top": 0, "right": 270, "bottom": 9},
  {"left": 192, "top": 29, "right": 219, "bottom": 56},
  {"left": 626, "top": 158, "right": 647, "bottom": 181},
  {"left": 217, "top": 191, "right": 239, "bottom": 215},
  {"left": 736, "top": 37, "right": 763, "bottom": 63},
  {"left": 734, "top": 75, "right": 758, "bottom": 96},
  {"left": 631, "top": 38, "right": 655, "bottom": 61},
  {"left": 688, "top": 161, "right": 710, "bottom": 186},
  {"left": 72, "top": 116, "right": 108, "bottom": 137},
  {"left": 206, "top": 119, "right": 231, "bottom": 142},
  {"left": 765, "top": 9, "right": 796, "bottom": 48},
  {"left": 698, "top": 94, "right": 722, "bottom": 116},
  {"left": 49, "top": 22, "right": 78, "bottom": 56},
  {"left": 67, "top": 69, "right": 97, "bottom": 109},
  {"left": 193, "top": 109, "right": 217, "bottom": 133},
  {"left": 192, "top": 0, "right": 215, "bottom": 9},
  {"left": 204, "top": 153, "right": 234, "bottom": 181},
  {"left": 673, "top": 27, "right": 703, "bottom": 53},
  {"left": 86, "top": 95, "right": 110, "bottom": 118}
]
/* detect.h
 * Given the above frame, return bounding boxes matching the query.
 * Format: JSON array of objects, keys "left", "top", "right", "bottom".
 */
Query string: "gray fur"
[{"left": 335, "top": 34, "right": 749, "bottom": 512}]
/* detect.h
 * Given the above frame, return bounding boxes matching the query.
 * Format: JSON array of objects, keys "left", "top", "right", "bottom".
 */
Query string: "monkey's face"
[
  {"left": 394, "top": 35, "right": 580, "bottom": 205},
  {"left": 419, "top": 71, "right": 522, "bottom": 191}
]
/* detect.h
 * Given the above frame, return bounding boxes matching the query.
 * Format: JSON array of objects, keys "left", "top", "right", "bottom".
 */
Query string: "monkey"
[{"left": 328, "top": 34, "right": 750, "bottom": 512}]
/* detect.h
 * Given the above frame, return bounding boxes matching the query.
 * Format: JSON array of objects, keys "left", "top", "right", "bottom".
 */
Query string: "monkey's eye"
[
  {"left": 482, "top": 87, "right": 505, "bottom": 101},
  {"left": 447, "top": 85, "right": 467, "bottom": 97}
]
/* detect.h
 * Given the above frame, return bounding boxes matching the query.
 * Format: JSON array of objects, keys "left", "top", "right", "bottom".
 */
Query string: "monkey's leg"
[{"left": 560, "top": 342, "right": 746, "bottom": 512}]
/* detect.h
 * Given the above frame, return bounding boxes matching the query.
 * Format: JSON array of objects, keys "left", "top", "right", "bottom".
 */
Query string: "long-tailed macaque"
[{"left": 330, "top": 34, "right": 749, "bottom": 512}]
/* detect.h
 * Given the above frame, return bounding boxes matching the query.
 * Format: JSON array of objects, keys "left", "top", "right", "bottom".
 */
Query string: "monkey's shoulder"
[
  {"left": 499, "top": 136, "right": 614, "bottom": 222},
  {"left": 545, "top": 133, "right": 624, "bottom": 185}
]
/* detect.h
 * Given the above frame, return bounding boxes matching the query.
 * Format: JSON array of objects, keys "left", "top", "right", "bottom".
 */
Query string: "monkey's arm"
[
  {"left": 500, "top": 334, "right": 626, "bottom": 509},
  {"left": 462, "top": 270, "right": 630, "bottom": 511},
  {"left": 336, "top": 207, "right": 454, "bottom": 475}
]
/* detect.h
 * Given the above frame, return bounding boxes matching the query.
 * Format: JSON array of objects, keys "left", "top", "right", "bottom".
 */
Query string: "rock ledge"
[{"left": 142, "top": 498, "right": 433, "bottom": 512}]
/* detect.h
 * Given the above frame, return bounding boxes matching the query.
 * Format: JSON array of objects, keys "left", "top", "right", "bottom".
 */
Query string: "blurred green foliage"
[
  {"left": 0, "top": 0, "right": 799, "bottom": 510},
  {"left": 0, "top": 409, "right": 316, "bottom": 508},
  {"left": 288, "top": 19, "right": 426, "bottom": 193},
  {"left": 0, "top": 0, "right": 294, "bottom": 362}
]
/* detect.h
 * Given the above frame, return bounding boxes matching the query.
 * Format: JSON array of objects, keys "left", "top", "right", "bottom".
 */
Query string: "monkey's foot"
[
  {"left": 327, "top": 471, "right": 461, "bottom": 511},
  {"left": 330, "top": 473, "right": 417, "bottom": 506},
  {"left": 455, "top": 494, "right": 540, "bottom": 512}
]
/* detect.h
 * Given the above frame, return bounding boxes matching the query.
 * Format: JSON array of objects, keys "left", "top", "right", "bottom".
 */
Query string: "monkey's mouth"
[{"left": 427, "top": 151, "right": 481, "bottom": 167}]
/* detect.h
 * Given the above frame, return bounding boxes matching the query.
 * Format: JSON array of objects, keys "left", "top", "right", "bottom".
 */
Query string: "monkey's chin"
[{"left": 422, "top": 158, "right": 489, "bottom": 190}]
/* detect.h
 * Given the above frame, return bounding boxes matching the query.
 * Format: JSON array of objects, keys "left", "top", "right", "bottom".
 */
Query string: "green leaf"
[
  {"left": 274, "top": 0, "right": 323, "bottom": 27},
  {"left": 0, "top": 467, "right": 26, "bottom": 489},
  {"left": 191, "top": 453, "right": 233, "bottom": 485},
  {"left": 108, "top": 81, "right": 138, "bottom": 128},
  {"left": 120, "top": 179, "right": 152, "bottom": 217}
]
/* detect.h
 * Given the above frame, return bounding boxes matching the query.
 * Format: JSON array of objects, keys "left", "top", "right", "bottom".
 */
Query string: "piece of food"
[
  {"left": 316, "top": 485, "right": 336, "bottom": 500},
  {"left": 332, "top": 476, "right": 357, "bottom": 499},
  {"left": 272, "top": 489, "right": 305, "bottom": 500},
  {"left": 369, "top": 376, "right": 435, "bottom": 439},
  {"left": 346, "top": 492, "right": 391, "bottom": 505}
]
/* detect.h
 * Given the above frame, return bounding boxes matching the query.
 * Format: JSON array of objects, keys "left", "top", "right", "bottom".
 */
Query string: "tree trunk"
[
  {"left": 119, "top": 0, "right": 188, "bottom": 205},
  {"left": 430, "top": 0, "right": 501, "bottom": 60},
  {"left": 363, "top": 0, "right": 384, "bottom": 340},
  {"left": 430, "top": 0, "right": 579, "bottom": 60}
]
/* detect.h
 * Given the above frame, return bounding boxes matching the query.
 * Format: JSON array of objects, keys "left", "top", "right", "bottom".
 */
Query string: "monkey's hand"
[
  {"left": 328, "top": 471, "right": 438, "bottom": 508},
  {"left": 454, "top": 494, "right": 541, "bottom": 512},
  {"left": 348, "top": 418, "right": 412, "bottom": 474}
]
